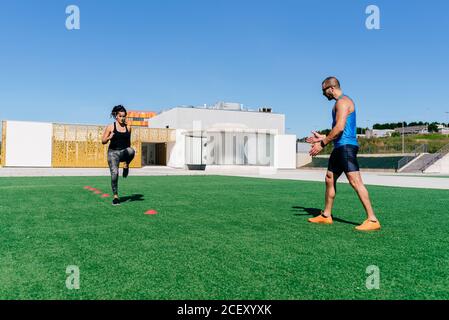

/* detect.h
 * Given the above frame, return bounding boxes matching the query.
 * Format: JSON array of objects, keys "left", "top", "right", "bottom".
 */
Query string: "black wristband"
[{"left": 320, "top": 140, "right": 326, "bottom": 148}]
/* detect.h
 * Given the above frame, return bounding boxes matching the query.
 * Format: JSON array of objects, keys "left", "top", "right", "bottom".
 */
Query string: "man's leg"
[
  {"left": 345, "top": 171, "right": 378, "bottom": 222},
  {"left": 308, "top": 147, "right": 343, "bottom": 224},
  {"left": 308, "top": 169, "right": 341, "bottom": 224},
  {"left": 323, "top": 170, "right": 341, "bottom": 217}
]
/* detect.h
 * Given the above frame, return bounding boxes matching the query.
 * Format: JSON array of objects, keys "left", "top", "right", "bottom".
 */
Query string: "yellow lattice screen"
[
  {"left": 52, "top": 124, "right": 175, "bottom": 168},
  {"left": 134, "top": 126, "right": 176, "bottom": 143},
  {"left": 1, "top": 121, "right": 6, "bottom": 166}
]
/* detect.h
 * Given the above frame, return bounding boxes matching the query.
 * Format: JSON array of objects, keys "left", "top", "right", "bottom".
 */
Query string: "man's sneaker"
[
  {"left": 308, "top": 213, "right": 333, "bottom": 224},
  {"left": 355, "top": 219, "right": 381, "bottom": 231},
  {"left": 112, "top": 198, "right": 120, "bottom": 206},
  {"left": 123, "top": 167, "right": 129, "bottom": 178}
]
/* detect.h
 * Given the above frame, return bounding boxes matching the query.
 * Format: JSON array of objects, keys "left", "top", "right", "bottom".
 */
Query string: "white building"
[
  {"left": 149, "top": 103, "right": 296, "bottom": 169},
  {"left": 394, "top": 125, "right": 428, "bottom": 135},
  {"left": 365, "top": 129, "right": 395, "bottom": 138},
  {"left": 0, "top": 103, "right": 297, "bottom": 170},
  {"left": 438, "top": 126, "right": 449, "bottom": 135}
]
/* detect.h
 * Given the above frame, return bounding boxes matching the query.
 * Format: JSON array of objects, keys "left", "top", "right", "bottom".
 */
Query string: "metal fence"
[{"left": 396, "top": 144, "right": 428, "bottom": 171}]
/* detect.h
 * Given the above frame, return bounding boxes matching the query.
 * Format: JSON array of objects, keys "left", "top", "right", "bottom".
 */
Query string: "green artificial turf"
[{"left": 0, "top": 175, "right": 448, "bottom": 300}]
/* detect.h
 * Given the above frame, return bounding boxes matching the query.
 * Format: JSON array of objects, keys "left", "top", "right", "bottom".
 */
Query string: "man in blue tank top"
[{"left": 306, "top": 77, "right": 381, "bottom": 231}]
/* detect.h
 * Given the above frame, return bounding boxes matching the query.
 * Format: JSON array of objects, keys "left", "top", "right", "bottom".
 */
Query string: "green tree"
[
  {"left": 428, "top": 122, "right": 439, "bottom": 132},
  {"left": 320, "top": 129, "right": 331, "bottom": 135}
]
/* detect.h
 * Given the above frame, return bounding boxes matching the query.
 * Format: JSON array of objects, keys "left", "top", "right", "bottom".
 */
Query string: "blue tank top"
[{"left": 332, "top": 95, "right": 359, "bottom": 149}]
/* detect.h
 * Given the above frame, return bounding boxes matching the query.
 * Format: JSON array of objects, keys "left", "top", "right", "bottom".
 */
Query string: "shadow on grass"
[
  {"left": 292, "top": 206, "right": 359, "bottom": 226},
  {"left": 120, "top": 194, "right": 145, "bottom": 203}
]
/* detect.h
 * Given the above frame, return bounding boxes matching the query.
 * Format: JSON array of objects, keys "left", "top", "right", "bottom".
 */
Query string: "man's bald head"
[
  {"left": 322, "top": 77, "right": 340, "bottom": 89},
  {"left": 322, "top": 77, "right": 342, "bottom": 101}
]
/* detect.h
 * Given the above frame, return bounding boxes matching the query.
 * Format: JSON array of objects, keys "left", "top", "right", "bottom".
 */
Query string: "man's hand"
[
  {"left": 306, "top": 131, "right": 326, "bottom": 144},
  {"left": 309, "top": 142, "right": 323, "bottom": 157}
]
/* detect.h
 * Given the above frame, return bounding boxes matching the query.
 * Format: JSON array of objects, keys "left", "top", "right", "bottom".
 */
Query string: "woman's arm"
[{"left": 101, "top": 125, "right": 114, "bottom": 144}]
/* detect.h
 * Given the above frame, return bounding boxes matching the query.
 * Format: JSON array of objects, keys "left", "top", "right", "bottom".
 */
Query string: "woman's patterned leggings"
[{"left": 107, "top": 147, "right": 135, "bottom": 195}]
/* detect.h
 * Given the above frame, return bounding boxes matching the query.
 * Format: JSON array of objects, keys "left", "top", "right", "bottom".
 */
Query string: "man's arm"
[
  {"left": 309, "top": 100, "right": 350, "bottom": 156},
  {"left": 321, "top": 100, "right": 349, "bottom": 146},
  {"left": 306, "top": 131, "right": 326, "bottom": 144}
]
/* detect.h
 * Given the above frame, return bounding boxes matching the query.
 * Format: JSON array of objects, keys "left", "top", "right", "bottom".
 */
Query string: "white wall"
[
  {"left": 185, "top": 136, "right": 207, "bottom": 165},
  {"left": 149, "top": 107, "right": 285, "bottom": 134},
  {"left": 168, "top": 131, "right": 296, "bottom": 169},
  {"left": 5, "top": 121, "right": 53, "bottom": 167},
  {"left": 274, "top": 134, "right": 297, "bottom": 169},
  {"left": 424, "top": 153, "right": 449, "bottom": 173},
  {"left": 149, "top": 108, "right": 179, "bottom": 129},
  {"left": 166, "top": 129, "right": 186, "bottom": 168}
]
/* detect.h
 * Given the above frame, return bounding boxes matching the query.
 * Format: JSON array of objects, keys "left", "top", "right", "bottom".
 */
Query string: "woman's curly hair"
[{"left": 110, "top": 105, "right": 127, "bottom": 118}]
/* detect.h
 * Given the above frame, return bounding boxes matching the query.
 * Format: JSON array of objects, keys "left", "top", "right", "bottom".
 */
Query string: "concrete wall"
[
  {"left": 424, "top": 153, "right": 449, "bottom": 173},
  {"left": 274, "top": 135, "right": 296, "bottom": 169},
  {"left": 149, "top": 107, "right": 285, "bottom": 134},
  {"left": 296, "top": 142, "right": 312, "bottom": 167},
  {"left": 5, "top": 121, "right": 53, "bottom": 167},
  {"left": 296, "top": 153, "right": 312, "bottom": 168}
]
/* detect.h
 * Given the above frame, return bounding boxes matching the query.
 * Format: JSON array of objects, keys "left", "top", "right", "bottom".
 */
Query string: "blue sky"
[{"left": 0, "top": 0, "right": 448, "bottom": 137}]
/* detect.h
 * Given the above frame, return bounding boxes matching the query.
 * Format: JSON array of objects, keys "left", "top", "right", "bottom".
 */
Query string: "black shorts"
[{"left": 328, "top": 144, "right": 360, "bottom": 176}]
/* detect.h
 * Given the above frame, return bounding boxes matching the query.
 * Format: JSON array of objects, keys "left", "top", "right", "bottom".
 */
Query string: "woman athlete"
[{"left": 102, "top": 105, "right": 135, "bottom": 206}]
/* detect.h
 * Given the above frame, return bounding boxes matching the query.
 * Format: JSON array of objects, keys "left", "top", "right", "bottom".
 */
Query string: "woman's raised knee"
[{"left": 127, "top": 147, "right": 135, "bottom": 157}]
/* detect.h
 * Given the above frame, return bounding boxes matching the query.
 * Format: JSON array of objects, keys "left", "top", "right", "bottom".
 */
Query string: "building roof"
[
  {"left": 158, "top": 104, "right": 282, "bottom": 115},
  {"left": 127, "top": 111, "right": 156, "bottom": 118}
]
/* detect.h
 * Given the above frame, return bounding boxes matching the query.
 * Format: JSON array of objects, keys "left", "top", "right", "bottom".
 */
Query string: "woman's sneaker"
[{"left": 112, "top": 198, "right": 120, "bottom": 206}]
